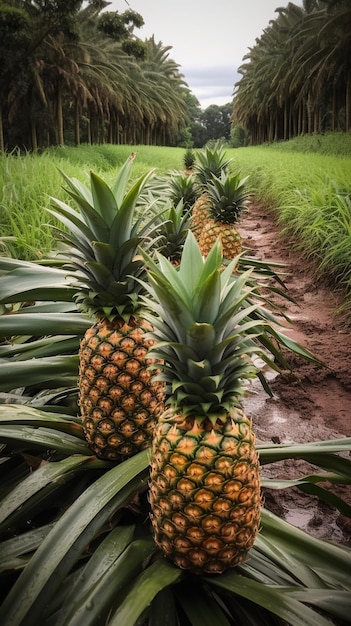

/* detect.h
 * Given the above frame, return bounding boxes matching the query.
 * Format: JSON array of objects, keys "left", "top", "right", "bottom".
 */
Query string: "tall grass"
[
  {"left": 261, "top": 131, "right": 351, "bottom": 157},
  {"left": 0, "top": 146, "right": 184, "bottom": 260},
  {"left": 228, "top": 146, "right": 351, "bottom": 311},
  {"left": 1, "top": 138, "right": 351, "bottom": 312}
]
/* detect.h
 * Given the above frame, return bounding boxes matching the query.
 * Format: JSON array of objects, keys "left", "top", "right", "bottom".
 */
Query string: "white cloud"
[
  {"left": 181, "top": 66, "right": 241, "bottom": 108},
  {"left": 108, "top": 0, "right": 280, "bottom": 107}
]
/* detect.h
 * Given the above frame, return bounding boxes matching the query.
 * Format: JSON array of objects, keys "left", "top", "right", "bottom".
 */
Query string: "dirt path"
[{"left": 238, "top": 203, "right": 351, "bottom": 546}]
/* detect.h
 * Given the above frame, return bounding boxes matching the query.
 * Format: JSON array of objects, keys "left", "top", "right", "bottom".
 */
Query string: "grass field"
[{"left": 1, "top": 135, "right": 351, "bottom": 310}]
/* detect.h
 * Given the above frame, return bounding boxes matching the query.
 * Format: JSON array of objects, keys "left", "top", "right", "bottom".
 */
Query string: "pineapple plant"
[
  {"left": 199, "top": 170, "right": 251, "bottom": 259},
  {"left": 153, "top": 200, "right": 193, "bottom": 265},
  {"left": 141, "top": 231, "right": 264, "bottom": 574},
  {"left": 47, "top": 156, "right": 165, "bottom": 461},
  {"left": 191, "top": 144, "right": 233, "bottom": 242},
  {"left": 183, "top": 147, "right": 196, "bottom": 172},
  {"left": 166, "top": 170, "right": 197, "bottom": 212}
]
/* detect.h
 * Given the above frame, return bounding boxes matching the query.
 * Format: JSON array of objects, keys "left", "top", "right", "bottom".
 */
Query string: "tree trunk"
[
  {"left": 0, "top": 106, "right": 4, "bottom": 154},
  {"left": 345, "top": 68, "right": 350, "bottom": 132},
  {"left": 31, "top": 118, "right": 38, "bottom": 152},
  {"left": 57, "top": 83, "right": 64, "bottom": 146},
  {"left": 74, "top": 99, "right": 80, "bottom": 146}
]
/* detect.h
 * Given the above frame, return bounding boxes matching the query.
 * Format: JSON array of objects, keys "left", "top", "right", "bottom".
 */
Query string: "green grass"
[
  {"left": 260, "top": 131, "right": 351, "bottom": 157},
  {"left": 228, "top": 145, "right": 351, "bottom": 311},
  {"left": 1, "top": 137, "right": 351, "bottom": 312},
  {"left": 0, "top": 146, "right": 184, "bottom": 260}
]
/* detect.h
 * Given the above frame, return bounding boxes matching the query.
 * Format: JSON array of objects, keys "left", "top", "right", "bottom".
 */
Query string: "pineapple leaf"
[
  {"left": 177, "top": 230, "right": 210, "bottom": 293},
  {"left": 193, "top": 271, "right": 221, "bottom": 323},
  {"left": 0, "top": 424, "right": 89, "bottom": 456},
  {"left": 91, "top": 241, "right": 115, "bottom": 268},
  {"left": 110, "top": 154, "right": 134, "bottom": 203},
  {"left": 57, "top": 188, "right": 110, "bottom": 243},
  {"left": 110, "top": 168, "right": 155, "bottom": 246},
  {"left": 58, "top": 170, "right": 93, "bottom": 206},
  {"left": 0, "top": 452, "right": 149, "bottom": 626},
  {"left": 208, "top": 573, "right": 333, "bottom": 626},
  {"left": 109, "top": 558, "right": 181, "bottom": 626},
  {"left": 90, "top": 171, "right": 118, "bottom": 226},
  {"left": 0, "top": 264, "right": 75, "bottom": 304},
  {"left": 47, "top": 199, "right": 93, "bottom": 242},
  {"left": 0, "top": 454, "right": 93, "bottom": 528},
  {"left": 0, "top": 354, "right": 79, "bottom": 391},
  {"left": 186, "top": 323, "right": 216, "bottom": 357},
  {"left": 0, "top": 313, "right": 89, "bottom": 337},
  {"left": 175, "top": 582, "right": 232, "bottom": 626}
]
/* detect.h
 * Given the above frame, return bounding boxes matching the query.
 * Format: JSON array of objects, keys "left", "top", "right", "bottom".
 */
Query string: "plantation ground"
[{"left": 239, "top": 202, "right": 351, "bottom": 547}]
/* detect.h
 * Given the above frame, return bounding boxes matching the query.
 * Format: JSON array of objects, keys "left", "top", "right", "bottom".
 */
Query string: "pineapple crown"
[
  {"left": 206, "top": 171, "right": 251, "bottom": 225},
  {"left": 193, "top": 144, "right": 233, "bottom": 195},
  {"left": 152, "top": 200, "right": 193, "bottom": 264},
  {"left": 166, "top": 171, "right": 197, "bottom": 211},
  {"left": 140, "top": 231, "right": 266, "bottom": 420},
  {"left": 47, "top": 156, "right": 159, "bottom": 323}
]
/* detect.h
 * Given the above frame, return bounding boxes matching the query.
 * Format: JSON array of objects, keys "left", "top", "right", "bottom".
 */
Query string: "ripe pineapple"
[
  {"left": 191, "top": 193, "right": 211, "bottom": 243},
  {"left": 191, "top": 145, "right": 233, "bottom": 242},
  {"left": 141, "top": 232, "right": 263, "bottom": 574},
  {"left": 199, "top": 170, "right": 250, "bottom": 259},
  {"left": 48, "top": 157, "right": 165, "bottom": 461}
]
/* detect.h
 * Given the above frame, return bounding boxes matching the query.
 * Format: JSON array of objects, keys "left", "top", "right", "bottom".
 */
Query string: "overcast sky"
[{"left": 108, "top": 0, "right": 284, "bottom": 108}]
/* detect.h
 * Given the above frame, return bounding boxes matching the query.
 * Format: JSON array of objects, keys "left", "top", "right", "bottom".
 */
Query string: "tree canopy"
[
  {"left": 233, "top": 0, "right": 351, "bottom": 144},
  {"left": 0, "top": 0, "right": 189, "bottom": 151}
]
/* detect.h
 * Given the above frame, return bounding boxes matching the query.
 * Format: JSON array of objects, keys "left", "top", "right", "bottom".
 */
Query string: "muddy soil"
[{"left": 239, "top": 203, "right": 351, "bottom": 546}]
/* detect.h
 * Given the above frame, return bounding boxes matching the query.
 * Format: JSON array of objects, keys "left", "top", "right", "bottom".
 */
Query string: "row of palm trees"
[
  {"left": 233, "top": 0, "right": 351, "bottom": 144},
  {"left": 0, "top": 1, "right": 189, "bottom": 151}
]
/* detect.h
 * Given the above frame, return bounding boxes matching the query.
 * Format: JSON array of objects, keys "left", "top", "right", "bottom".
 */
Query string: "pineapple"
[
  {"left": 191, "top": 145, "right": 233, "bottom": 242},
  {"left": 199, "top": 170, "right": 250, "bottom": 260},
  {"left": 141, "top": 232, "right": 263, "bottom": 574},
  {"left": 48, "top": 157, "right": 165, "bottom": 461}
]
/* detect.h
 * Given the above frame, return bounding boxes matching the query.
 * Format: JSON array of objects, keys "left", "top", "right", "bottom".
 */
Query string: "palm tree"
[{"left": 233, "top": 0, "right": 351, "bottom": 143}]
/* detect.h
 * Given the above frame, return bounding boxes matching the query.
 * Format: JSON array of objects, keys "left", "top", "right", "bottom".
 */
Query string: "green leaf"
[
  {"left": 208, "top": 573, "right": 333, "bottom": 626},
  {"left": 90, "top": 171, "right": 118, "bottom": 225},
  {"left": 281, "top": 588, "right": 351, "bottom": 621},
  {"left": 0, "top": 523, "right": 56, "bottom": 573},
  {"left": 0, "top": 355, "right": 79, "bottom": 391},
  {"left": 58, "top": 538, "right": 155, "bottom": 626},
  {"left": 149, "top": 587, "right": 177, "bottom": 626},
  {"left": 176, "top": 583, "right": 232, "bottom": 626},
  {"left": 261, "top": 475, "right": 351, "bottom": 517},
  {"left": 0, "top": 451, "right": 149, "bottom": 626},
  {"left": 260, "top": 508, "right": 351, "bottom": 586},
  {"left": 0, "top": 455, "right": 93, "bottom": 527},
  {"left": 0, "top": 266, "right": 75, "bottom": 304},
  {"left": 110, "top": 168, "right": 155, "bottom": 246},
  {"left": 0, "top": 424, "right": 90, "bottom": 456},
  {"left": 0, "top": 314, "right": 89, "bottom": 336},
  {"left": 0, "top": 336, "right": 80, "bottom": 360},
  {"left": 0, "top": 405, "right": 83, "bottom": 437},
  {"left": 109, "top": 558, "right": 181, "bottom": 626}
]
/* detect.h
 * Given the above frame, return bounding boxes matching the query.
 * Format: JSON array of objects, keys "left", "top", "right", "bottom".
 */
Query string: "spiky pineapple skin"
[
  {"left": 79, "top": 318, "right": 165, "bottom": 461},
  {"left": 191, "top": 193, "right": 211, "bottom": 242},
  {"left": 199, "top": 220, "right": 243, "bottom": 259},
  {"left": 149, "top": 409, "right": 261, "bottom": 574}
]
